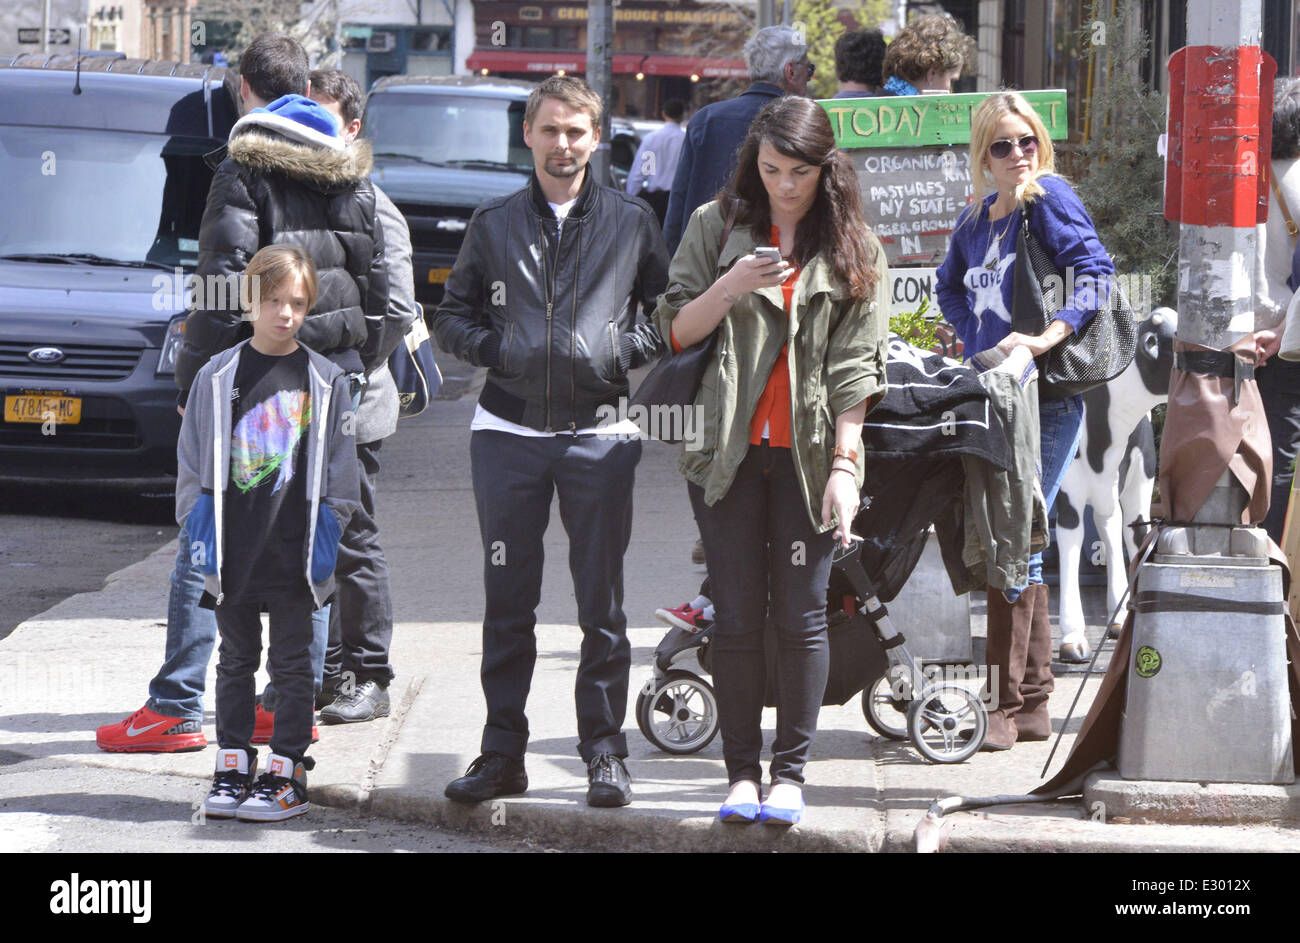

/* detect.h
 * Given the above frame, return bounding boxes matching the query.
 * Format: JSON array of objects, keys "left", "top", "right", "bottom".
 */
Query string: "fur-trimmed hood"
[{"left": 228, "top": 117, "right": 374, "bottom": 189}]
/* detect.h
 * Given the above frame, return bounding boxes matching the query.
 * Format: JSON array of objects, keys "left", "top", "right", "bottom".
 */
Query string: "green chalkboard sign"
[{"left": 821, "top": 90, "right": 1069, "bottom": 150}]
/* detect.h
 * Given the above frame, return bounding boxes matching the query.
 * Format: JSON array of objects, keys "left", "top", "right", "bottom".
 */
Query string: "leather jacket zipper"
[
  {"left": 540, "top": 216, "right": 562, "bottom": 432},
  {"left": 569, "top": 221, "right": 583, "bottom": 433}
]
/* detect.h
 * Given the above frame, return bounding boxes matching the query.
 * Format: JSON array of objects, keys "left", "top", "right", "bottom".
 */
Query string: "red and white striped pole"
[
  {"left": 1162, "top": 0, "right": 1275, "bottom": 531},
  {"left": 1165, "top": 1, "right": 1271, "bottom": 351}
]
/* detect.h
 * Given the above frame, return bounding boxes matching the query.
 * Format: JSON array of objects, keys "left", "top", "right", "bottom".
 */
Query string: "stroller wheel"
[
  {"left": 635, "top": 670, "right": 720, "bottom": 755},
  {"left": 906, "top": 683, "right": 987, "bottom": 764},
  {"left": 861, "top": 672, "right": 909, "bottom": 741}
]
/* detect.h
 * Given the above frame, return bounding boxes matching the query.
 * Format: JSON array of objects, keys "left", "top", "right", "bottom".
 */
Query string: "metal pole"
[
  {"left": 1173, "top": 0, "right": 1263, "bottom": 352},
  {"left": 42, "top": 0, "right": 52, "bottom": 53},
  {"left": 757, "top": 0, "right": 774, "bottom": 30},
  {"left": 586, "top": 0, "right": 613, "bottom": 187}
]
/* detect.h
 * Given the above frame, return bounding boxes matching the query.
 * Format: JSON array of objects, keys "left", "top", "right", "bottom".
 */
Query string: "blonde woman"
[{"left": 936, "top": 92, "right": 1117, "bottom": 747}]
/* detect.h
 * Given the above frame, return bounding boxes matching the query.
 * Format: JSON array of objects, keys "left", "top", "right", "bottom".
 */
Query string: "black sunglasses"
[
  {"left": 988, "top": 135, "right": 1039, "bottom": 159},
  {"left": 799, "top": 59, "right": 815, "bottom": 79}
]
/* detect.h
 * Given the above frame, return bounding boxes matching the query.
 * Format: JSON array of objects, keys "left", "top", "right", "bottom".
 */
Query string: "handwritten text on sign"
[
  {"left": 861, "top": 148, "right": 972, "bottom": 266},
  {"left": 822, "top": 90, "right": 1069, "bottom": 149},
  {"left": 889, "top": 267, "right": 939, "bottom": 317}
]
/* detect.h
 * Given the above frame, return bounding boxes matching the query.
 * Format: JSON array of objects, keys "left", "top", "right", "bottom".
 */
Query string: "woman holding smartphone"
[
  {"left": 655, "top": 96, "right": 889, "bottom": 825},
  {"left": 936, "top": 91, "right": 1116, "bottom": 747}
]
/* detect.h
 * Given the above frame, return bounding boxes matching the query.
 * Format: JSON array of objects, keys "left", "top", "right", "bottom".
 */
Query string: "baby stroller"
[
  {"left": 637, "top": 455, "right": 991, "bottom": 764},
  {"left": 637, "top": 338, "right": 1014, "bottom": 764}
]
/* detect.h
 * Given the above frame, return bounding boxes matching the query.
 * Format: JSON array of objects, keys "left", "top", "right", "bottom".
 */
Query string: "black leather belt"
[{"left": 1175, "top": 350, "right": 1255, "bottom": 403}]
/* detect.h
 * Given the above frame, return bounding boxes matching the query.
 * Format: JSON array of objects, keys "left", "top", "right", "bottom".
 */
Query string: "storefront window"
[{"left": 1047, "top": 0, "right": 1085, "bottom": 136}]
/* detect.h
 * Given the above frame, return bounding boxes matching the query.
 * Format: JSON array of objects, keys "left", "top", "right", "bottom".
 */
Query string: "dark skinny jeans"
[{"left": 688, "top": 443, "right": 835, "bottom": 787}]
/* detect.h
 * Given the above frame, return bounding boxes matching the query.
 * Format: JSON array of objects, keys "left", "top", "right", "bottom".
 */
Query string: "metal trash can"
[{"left": 1118, "top": 560, "right": 1293, "bottom": 785}]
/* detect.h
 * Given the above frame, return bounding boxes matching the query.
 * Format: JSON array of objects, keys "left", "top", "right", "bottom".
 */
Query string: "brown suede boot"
[
  {"left": 1017, "top": 582, "right": 1055, "bottom": 741},
  {"left": 982, "top": 586, "right": 1033, "bottom": 750}
]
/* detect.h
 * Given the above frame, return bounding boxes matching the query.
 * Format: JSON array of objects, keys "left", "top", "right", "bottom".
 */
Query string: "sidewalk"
[{"left": 4, "top": 382, "right": 1298, "bottom": 853}]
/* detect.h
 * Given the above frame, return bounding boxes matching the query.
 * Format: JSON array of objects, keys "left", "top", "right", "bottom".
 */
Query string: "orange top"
[
  {"left": 749, "top": 225, "right": 798, "bottom": 448},
  {"left": 668, "top": 225, "right": 799, "bottom": 449}
]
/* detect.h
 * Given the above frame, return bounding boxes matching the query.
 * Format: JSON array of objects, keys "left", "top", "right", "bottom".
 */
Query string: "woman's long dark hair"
[{"left": 722, "top": 96, "right": 878, "bottom": 301}]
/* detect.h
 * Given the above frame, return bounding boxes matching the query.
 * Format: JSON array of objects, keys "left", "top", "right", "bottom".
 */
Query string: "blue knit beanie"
[{"left": 252, "top": 94, "right": 339, "bottom": 138}]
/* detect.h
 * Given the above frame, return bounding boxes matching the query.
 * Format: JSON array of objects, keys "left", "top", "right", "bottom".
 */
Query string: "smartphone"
[{"left": 754, "top": 246, "right": 783, "bottom": 264}]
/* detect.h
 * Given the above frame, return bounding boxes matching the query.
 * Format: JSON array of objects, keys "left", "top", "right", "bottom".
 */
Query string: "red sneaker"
[
  {"left": 96, "top": 705, "right": 207, "bottom": 753},
  {"left": 251, "top": 702, "right": 319, "bottom": 745},
  {"left": 655, "top": 602, "right": 707, "bottom": 633}
]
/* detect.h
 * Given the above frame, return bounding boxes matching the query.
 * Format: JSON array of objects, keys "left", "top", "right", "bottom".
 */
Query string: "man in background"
[
  {"left": 624, "top": 98, "right": 686, "bottom": 227},
  {"left": 662, "top": 24, "right": 812, "bottom": 254}
]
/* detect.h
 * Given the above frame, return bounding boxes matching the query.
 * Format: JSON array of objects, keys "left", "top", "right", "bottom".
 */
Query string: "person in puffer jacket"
[
  {"left": 174, "top": 78, "right": 388, "bottom": 396},
  {"left": 97, "top": 33, "right": 386, "bottom": 756}
]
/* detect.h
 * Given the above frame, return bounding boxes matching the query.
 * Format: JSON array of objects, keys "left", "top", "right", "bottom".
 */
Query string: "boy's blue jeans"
[{"left": 145, "top": 524, "right": 328, "bottom": 721}]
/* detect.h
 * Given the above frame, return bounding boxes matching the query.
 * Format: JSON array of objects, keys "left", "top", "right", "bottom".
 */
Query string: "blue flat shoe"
[
  {"left": 758, "top": 796, "right": 804, "bottom": 827},
  {"left": 718, "top": 801, "right": 760, "bottom": 824}
]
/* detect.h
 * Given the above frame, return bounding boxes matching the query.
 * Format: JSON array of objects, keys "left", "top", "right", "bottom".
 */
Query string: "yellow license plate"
[
  {"left": 4, "top": 393, "right": 81, "bottom": 424},
  {"left": 427, "top": 268, "right": 452, "bottom": 285}
]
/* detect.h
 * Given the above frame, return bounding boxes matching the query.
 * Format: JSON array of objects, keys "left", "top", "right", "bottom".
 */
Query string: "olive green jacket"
[{"left": 654, "top": 200, "right": 890, "bottom": 532}]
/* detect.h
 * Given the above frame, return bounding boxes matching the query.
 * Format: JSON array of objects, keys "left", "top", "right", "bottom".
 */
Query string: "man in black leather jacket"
[{"left": 435, "top": 75, "right": 668, "bottom": 809}]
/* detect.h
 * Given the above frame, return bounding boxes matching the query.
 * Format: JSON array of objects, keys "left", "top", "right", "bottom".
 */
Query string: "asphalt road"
[
  {"left": 0, "top": 480, "right": 177, "bottom": 641},
  {"left": 0, "top": 753, "right": 543, "bottom": 853}
]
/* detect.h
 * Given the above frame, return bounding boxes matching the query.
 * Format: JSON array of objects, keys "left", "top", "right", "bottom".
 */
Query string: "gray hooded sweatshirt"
[{"left": 176, "top": 340, "right": 361, "bottom": 609}]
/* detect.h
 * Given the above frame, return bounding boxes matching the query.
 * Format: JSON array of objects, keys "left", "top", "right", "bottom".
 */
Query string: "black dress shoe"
[
  {"left": 318, "top": 679, "right": 390, "bottom": 724},
  {"left": 314, "top": 677, "right": 341, "bottom": 712},
  {"left": 445, "top": 752, "right": 528, "bottom": 803},
  {"left": 586, "top": 753, "right": 632, "bottom": 807}
]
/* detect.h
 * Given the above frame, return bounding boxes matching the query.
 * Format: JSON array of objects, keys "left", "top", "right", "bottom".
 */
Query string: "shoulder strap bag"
[
  {"left": 628, "top": 199, "right": 738, "bottom": 437},
  {"left": 389, "top": 305, "right": 443, "bottom": 419},
  {"left": 1011, "top": 200, "right": 1137, "bottom": 398}
]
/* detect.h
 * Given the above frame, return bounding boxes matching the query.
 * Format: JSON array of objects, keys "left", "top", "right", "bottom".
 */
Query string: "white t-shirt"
[
  {"left": 471, "top": 196, "right": 639, "bottom": 439},
  {"left": 1255, "top": 156, "right": 1300, "bottom": 332}
]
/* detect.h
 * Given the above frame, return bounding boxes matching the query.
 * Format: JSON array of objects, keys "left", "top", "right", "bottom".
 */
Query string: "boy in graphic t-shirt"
[{"left": 176, "top": 245, "right": 359, "bottom": 822}]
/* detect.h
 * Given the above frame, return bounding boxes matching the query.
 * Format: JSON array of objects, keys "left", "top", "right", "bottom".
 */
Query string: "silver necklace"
[{"left": 983, "top": 207, "right": 1015, "bottom": 270}]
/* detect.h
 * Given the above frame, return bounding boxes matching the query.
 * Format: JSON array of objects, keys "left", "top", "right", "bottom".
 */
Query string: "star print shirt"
[
  {"left": 935, "top": 173, "right": 1115, "bottom": 358},
  {"left": 221, "top": 346, "right": 313, "bottom": 604}
]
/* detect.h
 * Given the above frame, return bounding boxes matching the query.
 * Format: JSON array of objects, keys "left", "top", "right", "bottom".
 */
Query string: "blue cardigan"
[
  {"left": 935, "top": 174, "right": 1115, "bottom": 358},
  {"left": 662, "top": 82, "right": 785, "bottom": 254}
]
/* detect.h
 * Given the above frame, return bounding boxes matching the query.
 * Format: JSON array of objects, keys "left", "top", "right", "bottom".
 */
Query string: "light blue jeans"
[
  {"left": 146, "top": 523, "right": 328, "bottom": 720},
  {"left": 1024, "top": 394, "right": 1084, "bottom": 589}
]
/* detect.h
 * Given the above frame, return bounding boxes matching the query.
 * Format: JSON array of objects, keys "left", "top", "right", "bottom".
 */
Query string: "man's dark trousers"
[
  {"left": 324, "top": 439, "right": 394, "bottom": 687},
  {"left": 470, "top": 429, "right": 641, "bottom": 763}
]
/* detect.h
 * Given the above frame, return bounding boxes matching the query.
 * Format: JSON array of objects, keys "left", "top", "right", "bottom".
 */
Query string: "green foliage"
[
  {"left": 890, "top": 296, "right": 942, "bottom": 350},
  {"left": 791, "top": 0, "right": 842, "bottom": 100},
  {"left": 1063, "top": 0, "right": 1178, "bottom": 314}
]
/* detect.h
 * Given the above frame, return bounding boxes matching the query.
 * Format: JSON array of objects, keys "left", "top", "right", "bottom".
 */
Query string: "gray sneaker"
[
  {"left": 204, "top": 747, "right": 257, "bottom": 819},
  {"left": 318, "top": 679, "right": 391, "bottom": 725}
]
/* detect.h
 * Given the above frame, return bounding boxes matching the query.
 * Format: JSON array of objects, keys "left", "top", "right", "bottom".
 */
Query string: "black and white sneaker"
[
  {"left": 236, "top": 752, "right": 310, "bottom": 822},
  {"left": 204, "top": 748, "right": 257, "bottom": 819}
]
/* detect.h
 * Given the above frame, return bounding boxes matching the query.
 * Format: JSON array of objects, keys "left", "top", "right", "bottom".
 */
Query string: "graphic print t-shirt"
[{"left": 221, "top": 346, "right": 312, "bottom": 603}]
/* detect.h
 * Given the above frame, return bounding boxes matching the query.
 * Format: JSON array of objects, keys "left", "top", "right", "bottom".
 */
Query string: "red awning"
[
  {"left": 641, "top": 55, "right": 748, "bottom": 79},
  {"left": 465, "top": 50, "right": 646, "bottom": 74}
]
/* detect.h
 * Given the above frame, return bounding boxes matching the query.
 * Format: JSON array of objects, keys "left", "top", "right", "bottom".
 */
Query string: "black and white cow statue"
[{"left": 1055, "top": 307, "right": 1178, "bottom": 662}]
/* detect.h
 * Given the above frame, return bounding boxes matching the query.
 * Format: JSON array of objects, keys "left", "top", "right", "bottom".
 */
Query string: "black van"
[{"left": 0, "top": 55, "right": 239, "bottom": 479}]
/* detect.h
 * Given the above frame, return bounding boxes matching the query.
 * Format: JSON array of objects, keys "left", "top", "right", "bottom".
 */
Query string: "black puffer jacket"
[
  {"left": 433, "top": 167, "right": 668, "bottom": 432},
  {"left": 175, "top": 113, "right": 389, "bottom": 396}
]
